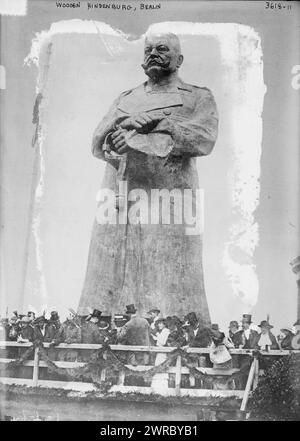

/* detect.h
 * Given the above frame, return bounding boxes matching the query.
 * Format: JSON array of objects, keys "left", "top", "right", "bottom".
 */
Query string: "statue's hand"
[
  {"left": 111, "top": 128, "right": 131, "bottom": 154},
  {"left": 119, "top": 112, "right": 163, "bottom": 133}
]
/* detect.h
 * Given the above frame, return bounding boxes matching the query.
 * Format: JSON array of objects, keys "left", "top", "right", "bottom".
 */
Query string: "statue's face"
[{"left": 142, "top": 35, "right": 183, "bottom": 79}]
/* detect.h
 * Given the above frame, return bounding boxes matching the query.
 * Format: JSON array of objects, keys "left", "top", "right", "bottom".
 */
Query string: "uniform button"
[{"left": 163, "top": 109, "right": 172, "bottom": 116}]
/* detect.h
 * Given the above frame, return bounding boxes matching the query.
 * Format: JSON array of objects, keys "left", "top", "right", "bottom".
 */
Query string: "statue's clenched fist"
[{"left": 111, "top": 128, "right": 131, "bottom": 154}]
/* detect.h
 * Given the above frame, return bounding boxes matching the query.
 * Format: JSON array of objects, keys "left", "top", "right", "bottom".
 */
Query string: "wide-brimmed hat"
[
  {"left": 258, "top": 320, "right": 273, "bottom": 329},
  {"left": 147, "top": 307, "right": 160, "bottom": 314},
  {"left": 280, "top": 326, "right": 294, "bottom": 334},
  {"left": 242, "top": 314, "right": 252, "bottom": 324},
  {"left": 114, "top": 314, "right": 127, "bottom": 321},
  {"left": 293, "top": 319, "right": 300, "bottom": 326},
  {"left": 126, "top": 304, "right": 137, "bottom": 314},
  {"left": 98, "top": 320, "right": 109, "bottom": 330},
  {"left": 229, "top": 321, "right": 239, "bottom": 328}
]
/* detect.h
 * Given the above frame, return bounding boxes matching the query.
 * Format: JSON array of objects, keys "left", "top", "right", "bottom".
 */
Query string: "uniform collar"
[{"left": 145, "top": 77, "right": 192, "bottom": 93}]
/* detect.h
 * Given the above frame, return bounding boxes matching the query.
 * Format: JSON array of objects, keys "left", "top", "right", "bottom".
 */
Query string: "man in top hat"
[
  {"left": 53, "top": 309, "right": 82, "bottom": 362},
  {"left": 257, "top": 320, "right": 279, "bottom": 351},
  {"left": 183, "top": 312, "right": 211, "bottom": 348},
  {"left": 236, "top": 314, "right": 259, "bottom": 350},
  {"left": 81, "top": 309, "right": 102, "bottom": 344},
  {"left": 118, "top": 305, "right": 151, "bottom": 365}
]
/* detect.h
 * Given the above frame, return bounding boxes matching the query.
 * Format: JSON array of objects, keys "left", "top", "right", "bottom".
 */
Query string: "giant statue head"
[{"left": 142, "top": 32, "right": 184, "bottom": 81}]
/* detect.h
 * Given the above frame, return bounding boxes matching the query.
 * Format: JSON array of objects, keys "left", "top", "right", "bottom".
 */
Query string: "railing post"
[
  {"left": 175, "top": 355, "right": 182, "bottom": 396},
  {"left": 32, "top": 346, "right": 39, "bottom": 387},
  {"left": 253, "top": 357, "right": 259, "bottom": 390},
  {"left": 100, "top": 368, "right": 106, "bottom": 382},
  {"left": 118, "top": 369, "right": 125, "bottom": 386},
  {"left": 240, "top": 358, "right": 256, "bottom": 412}
]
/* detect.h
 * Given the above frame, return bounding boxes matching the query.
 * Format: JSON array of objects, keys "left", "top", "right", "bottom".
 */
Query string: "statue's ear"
[{"left": 177, "top": 54, "right": 184, "bottom": 68}]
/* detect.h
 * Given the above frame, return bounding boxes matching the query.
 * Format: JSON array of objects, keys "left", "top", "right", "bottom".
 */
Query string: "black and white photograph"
[{"left": 0, "top": 0, "right": 299, "bottom": 423}]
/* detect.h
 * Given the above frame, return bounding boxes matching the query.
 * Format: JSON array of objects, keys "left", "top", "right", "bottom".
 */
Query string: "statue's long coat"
[{"left": 78, "top": 77, "right": 218, "bottom": 327}]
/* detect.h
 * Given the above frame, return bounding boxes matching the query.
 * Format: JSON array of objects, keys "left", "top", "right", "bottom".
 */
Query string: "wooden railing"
[{"left": 0, "top": 341, "right": 298, "bottom": 411}]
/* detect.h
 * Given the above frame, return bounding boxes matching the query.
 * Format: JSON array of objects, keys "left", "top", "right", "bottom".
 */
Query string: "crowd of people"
[{"left": 0, "top": 305, "right": 299, "bottom": 367}]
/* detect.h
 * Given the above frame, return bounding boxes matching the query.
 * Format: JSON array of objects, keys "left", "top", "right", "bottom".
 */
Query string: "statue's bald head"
[
  {"left": 145, "top": 32, "right": 182, "bottom": 55},
  {"left": 142, "top": 32, "right": 184, "bottom": 81}
]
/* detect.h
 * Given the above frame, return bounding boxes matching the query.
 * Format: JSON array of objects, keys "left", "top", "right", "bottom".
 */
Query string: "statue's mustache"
[{"left": 142, "top": 56, "right": 170, "bottom": 69}]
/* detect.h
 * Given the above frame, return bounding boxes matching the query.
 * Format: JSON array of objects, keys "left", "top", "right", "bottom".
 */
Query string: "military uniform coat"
[{"left": 78, "top": 77, "right": 218, "bottom": 325}]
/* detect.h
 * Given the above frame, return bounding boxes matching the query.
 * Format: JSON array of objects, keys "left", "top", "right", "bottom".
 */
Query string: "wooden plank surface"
[{"left": 0, "top": 377, "right": 245, "bottom": 398}]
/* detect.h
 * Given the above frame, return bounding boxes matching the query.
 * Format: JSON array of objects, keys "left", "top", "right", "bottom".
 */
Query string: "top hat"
[
  {"left": 147, "top": 307, "right": 160, "bottom": 314},
  {"left": 229, "top": 320, "right": 239, "bottom": 328},
  {"left": 293, "top": 319, "right": 300, "bottom": 326},
  {"left": 50, "top": 311, "right": 59, "bottom": 321},
  {"left": 258, "top": 320, "right": 273, "bottom": 329},
  {"left": 91, "top": 309, "right": 102, "bottom": 319},
  {"left": 126, "top": 304, "right": 137, "bottom": 314},
  {"left": 242, "top": 314, "right": 252, "bottom": 323}
]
